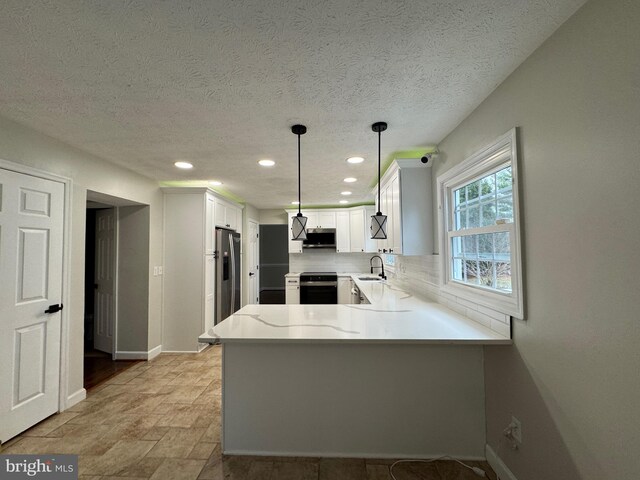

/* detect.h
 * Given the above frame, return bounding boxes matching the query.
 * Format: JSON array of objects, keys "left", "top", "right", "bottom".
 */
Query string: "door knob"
[{"left": 249, "top": 272, "right": 255, "bottom": 276}]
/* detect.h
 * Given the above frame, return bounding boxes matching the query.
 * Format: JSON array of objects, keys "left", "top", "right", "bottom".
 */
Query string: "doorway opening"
[
  {"left": 258, "top": 224, "right": 289, "bottom": 304},
  {"left": 84, "top": 191, "right": 149, "bottom": 389}
]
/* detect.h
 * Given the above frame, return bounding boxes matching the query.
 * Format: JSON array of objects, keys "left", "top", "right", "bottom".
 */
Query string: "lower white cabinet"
[
  {"left": 286, "top": 286, "right": 300, "bottom": 304},
  {"left": 338, "top": 277, "right": 353, "bottom": 304},
  {"left": 285, "top": 276, "right": 300, "bottom": 304}
]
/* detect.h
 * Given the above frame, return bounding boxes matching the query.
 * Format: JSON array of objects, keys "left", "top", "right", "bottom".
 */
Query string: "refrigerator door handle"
[{"left": 229, "top": 232, "right": 235, "bottom": 314}]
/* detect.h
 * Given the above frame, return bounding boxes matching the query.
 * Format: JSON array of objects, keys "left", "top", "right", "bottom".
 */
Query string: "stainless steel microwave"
[{"left": 302, "top": 228, "right": 336, "bottom": 249}]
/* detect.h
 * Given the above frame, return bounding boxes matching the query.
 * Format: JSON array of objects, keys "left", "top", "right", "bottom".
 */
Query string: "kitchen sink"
[{"left": 358, "top": 277, "right": 382, "bottom": 281}]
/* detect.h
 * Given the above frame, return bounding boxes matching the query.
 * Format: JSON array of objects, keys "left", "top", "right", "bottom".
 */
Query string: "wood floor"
[
  {"left": 0, "top": 346, "right": 497, "bottom": 479},
  {"left": 84, "top": 349, "right": 139, "bottom": 390}
]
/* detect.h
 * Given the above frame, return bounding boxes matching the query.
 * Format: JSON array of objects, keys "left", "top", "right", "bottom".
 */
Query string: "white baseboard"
[
  {"left": 223, "top": 449, "right": 486, "bottom": 460},
  {"left": 148, "top": 345, "right": 162, "bottom": 360},
  {"left": 161, "top": 349, "right": 203, "bottom": 354},
  {"left": 486, "top": 444, "right": 518, "bottom": 480},
  {"left": 65, "top": 388, "right": 86, "bottom": 410},
  {"left": 115, "top": 347, "right": 162, "bottom": 360}
]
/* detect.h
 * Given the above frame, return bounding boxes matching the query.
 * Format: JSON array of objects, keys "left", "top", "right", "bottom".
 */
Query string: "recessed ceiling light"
[
  {"left": 344, "top": 177, "right": 357, "bottom": 183},
  {"left": 291, "top": 201, "right": 300, "bottom": 205},
  {"left": 258, "top": 159, "right": 275, "bottom": 167},
  {"left": 174, "top": 161, "right": 193, "bottom": 169},
  {"left": 347, "top": 156, "right": 364, "bottom": 164},
  {"left": 209, "top": 180, "right": 223, "bottom": 186},
  {"left": 341, "top": 191, "right": 352, "bottom": 196},
  {"left": 339, "top": 200, "right": 349, "bottom": 204}
]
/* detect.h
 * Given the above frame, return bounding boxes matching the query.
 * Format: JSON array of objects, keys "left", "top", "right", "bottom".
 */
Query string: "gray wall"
[
  {"left": 434, "top": 0, "right": 640, "bottom": 478},
  {"left": 117, "top": 206, "right": 151, "bottom": 352},
  {"left": 259, "top": 208, "right": 287, "bottom": 224},
  {"left": 0, "top": 115, "right": 163, "bottom": 401}
]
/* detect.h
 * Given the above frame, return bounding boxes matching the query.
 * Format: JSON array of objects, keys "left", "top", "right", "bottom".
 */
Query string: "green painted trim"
[
  {"left": 285, "top": 202, "right": 375, "bottom": 210},
  {"left": 159, "top": 181, "right": 245, "bottom": 204},
  {"left": 368, "top": 146, "right": 439, "bottom": 188}
]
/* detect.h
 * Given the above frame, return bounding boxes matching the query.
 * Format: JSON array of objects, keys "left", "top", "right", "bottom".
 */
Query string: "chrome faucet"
[{"left": 370, "top": 255, "right": 386, "bottom": 280}]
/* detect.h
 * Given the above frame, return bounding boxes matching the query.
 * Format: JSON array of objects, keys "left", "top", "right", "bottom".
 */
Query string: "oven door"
[{"left": 300, "top": 281, "right": 338, "bottom": 304}]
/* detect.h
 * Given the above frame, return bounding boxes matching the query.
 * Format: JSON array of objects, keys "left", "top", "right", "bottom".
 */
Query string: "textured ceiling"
[{"left": 0, "top": 0, "right": 585, "bottom": 208}]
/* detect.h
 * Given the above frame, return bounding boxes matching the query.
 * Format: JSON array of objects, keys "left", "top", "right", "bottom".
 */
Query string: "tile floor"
[{"left": 0, "top": 346, "right": 497, "bottom": 480}]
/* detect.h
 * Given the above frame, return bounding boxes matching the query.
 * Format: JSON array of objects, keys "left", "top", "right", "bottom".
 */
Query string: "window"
[{"left": 438, "top": 129, "right": 524, "bottom": 319}]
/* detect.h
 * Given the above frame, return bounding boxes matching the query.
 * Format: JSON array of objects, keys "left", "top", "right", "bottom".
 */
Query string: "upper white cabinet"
[
  {"left": 287, "top": 213, "right": 303, "bottom": 254},
  {"left": 305, "top": 211, "right": 336, "bottom": 229},
  {"left": 349, "top": 206, "right": 376, "bottom": 253},
  {"left": 372, "top": 159, "right": 433, "bottom": 256},
  {"left": 215, "top": 197, "right": 242, "bottom": 233},
  {"left": 286, "top": 207, "right": 377, "bottom": 254},
  {"left": 286, "top": 206, "right": 377, "bottom": 253},
  {"left": 335, "top": 211, "right": 350, "bottom": 253}
]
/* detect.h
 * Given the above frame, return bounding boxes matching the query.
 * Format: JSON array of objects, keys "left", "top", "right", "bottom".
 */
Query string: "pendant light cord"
[
  {"left": 377, "top": 128, "right": 381, "bottom": 215},
  {"left": 297, "top": 132, "right": 301, "bottom": 215}
]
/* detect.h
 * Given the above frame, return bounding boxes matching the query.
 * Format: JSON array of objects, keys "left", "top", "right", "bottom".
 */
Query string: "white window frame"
[{"left": 437, "top": 128, "right": 524, "bottom": 319}]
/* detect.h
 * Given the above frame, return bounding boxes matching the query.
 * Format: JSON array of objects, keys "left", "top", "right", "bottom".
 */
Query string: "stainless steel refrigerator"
[{"left": 215, "top": 228, "right": 241, "bottom": 325}]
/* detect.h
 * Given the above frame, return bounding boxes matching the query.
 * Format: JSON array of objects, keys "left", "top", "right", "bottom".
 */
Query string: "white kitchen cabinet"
[
  {"left": 337, "top": 276, "right": 353, "bottom": 304},
  {"left": 205, "top": 194, "right": 216, "bottom": 255},
  {"left": 373, "top": 159, "right": 433, "bottom": 256},
  {"left": 215, "top": 198, "right": 242, "bottom": 232},
  {"left": 163, "top": 187, "right": 244, "bottom": 352},
  {"left": 349, "top": 206, "right": 377, "bottom": 253},
  {"left": 374, "top": 183, "right": 392, "bottom": 252},
  {"left": 163, "top": 189, "right": 213, "bottom": 351},
  {"left": 303, "top": 211, "right": 336, "bottom": 229},
  {"left": 335, "top": 211, "right": 350, "bottom": 253},
  {"left": 286, "top": 207, "right": 377, "bottom": 254},
  {"left": 318, "top": 211, "right": 336, "bottom": 228},
  {"left": 288, "top": 214, "right": 303, "bottom": 254},
  {"left": 285, "top": 276, "right": 300, "bottom": 304}
]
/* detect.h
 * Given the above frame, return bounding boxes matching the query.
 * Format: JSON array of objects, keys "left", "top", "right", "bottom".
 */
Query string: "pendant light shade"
[
  {"left": 370, "top": 121, "right": 388, "bottom": 240},
  {"left": 291, "top": 124, "right": 308, "bottom": 241}
]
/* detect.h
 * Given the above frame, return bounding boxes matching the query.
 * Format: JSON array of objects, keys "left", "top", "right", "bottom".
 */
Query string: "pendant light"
[
  {"left": 370, "top": 121, "right": 388, "bottom": 240},
  {"left": 290, "top": 124, "right": 308, "bottom": 241}
]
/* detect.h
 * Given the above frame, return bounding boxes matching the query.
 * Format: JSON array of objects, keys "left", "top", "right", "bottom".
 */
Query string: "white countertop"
[{"left": 199, "top": 276, "right": 511, "bottom": 345}]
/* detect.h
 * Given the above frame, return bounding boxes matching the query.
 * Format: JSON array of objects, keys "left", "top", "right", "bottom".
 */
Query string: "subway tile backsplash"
[
  {"left": 289, "top": 251, "right": 372, "bottom": 273},
  {"left": 390, "top": 254, "right": 511, "bottom": 337}
]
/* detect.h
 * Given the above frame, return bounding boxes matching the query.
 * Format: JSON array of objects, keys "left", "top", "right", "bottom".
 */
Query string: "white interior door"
[
  {"left": 247, "top": 221, "right": 259, "bottom": 304},
  {"left": 94, "top": 209, "right": 115, "bottom": 354},
  {"left": 0, "top": 168, "right": 64, "bottom": 442}
]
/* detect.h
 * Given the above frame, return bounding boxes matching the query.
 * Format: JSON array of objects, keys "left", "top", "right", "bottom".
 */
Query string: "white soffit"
[{"left": 0, "top": 0, "right": 586, "bottom": 208}]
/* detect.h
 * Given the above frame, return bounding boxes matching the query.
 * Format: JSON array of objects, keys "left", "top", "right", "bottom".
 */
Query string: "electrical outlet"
[{"left": 511, "top": 415, "right": 522, "bottom": 443}]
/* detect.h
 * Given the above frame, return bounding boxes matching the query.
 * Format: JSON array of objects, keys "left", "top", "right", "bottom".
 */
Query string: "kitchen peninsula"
[{"left": 199, "top": 277, "right": 510, "bottom": 459}]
